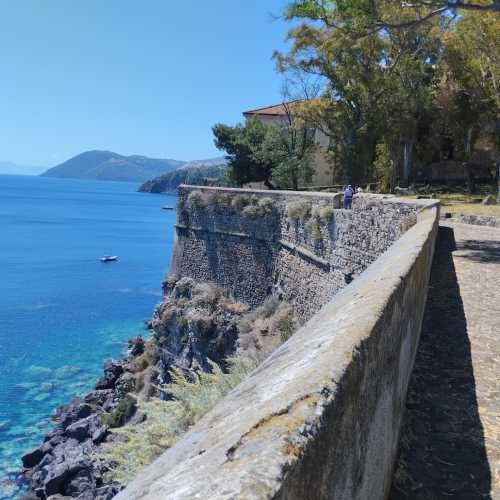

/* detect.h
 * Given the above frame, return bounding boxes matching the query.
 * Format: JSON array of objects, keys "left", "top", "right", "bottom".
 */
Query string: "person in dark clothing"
[{"left": 344, "top": 185, "right": 354, "bottom": 209}]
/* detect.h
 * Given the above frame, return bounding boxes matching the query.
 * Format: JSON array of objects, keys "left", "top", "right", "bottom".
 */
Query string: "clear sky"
[{"left": 0, "top": 0, "right": 291, "bottom": 167}]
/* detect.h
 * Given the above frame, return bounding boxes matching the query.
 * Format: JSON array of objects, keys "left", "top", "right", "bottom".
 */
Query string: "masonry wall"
[
  {"left": 117, "top": 194, "right": 439, "bottom": 500},
  {"left": 169, "top": 186, "right": 419, "bottom": 321}
]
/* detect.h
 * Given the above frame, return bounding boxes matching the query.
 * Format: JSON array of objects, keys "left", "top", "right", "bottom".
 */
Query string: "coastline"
[
  {"left": 0, "top": 176, "right": 176, "bottom": 499},
  {"left": 19, "top": 275, "right": 295, "bottom": 499}
]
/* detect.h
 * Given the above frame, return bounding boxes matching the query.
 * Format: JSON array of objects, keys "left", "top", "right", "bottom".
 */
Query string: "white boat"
[{"left": 100, "top": 255, "right": 118, "bottom": 262}]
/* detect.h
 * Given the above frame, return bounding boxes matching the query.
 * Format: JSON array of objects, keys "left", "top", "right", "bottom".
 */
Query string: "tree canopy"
[{"left": 273, "top": 0, "right": 499, "bottom": 187}]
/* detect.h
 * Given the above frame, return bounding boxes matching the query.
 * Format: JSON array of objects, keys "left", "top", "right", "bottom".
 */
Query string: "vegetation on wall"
[{"left": 185, "top": 190, "right": 278, "bottom": 219}]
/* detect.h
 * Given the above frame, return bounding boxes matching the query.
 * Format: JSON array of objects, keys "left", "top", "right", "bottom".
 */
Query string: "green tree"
[
  {"left": 440, "top": 12, "right": 500, "bottom": 156},
  {"left": 213, "top": 107, "right": 317, "bottom": 190},
  {"left": 373, "top": 142, "right": 395, "bottom": 192},
  {"left": 256, "top": 108, "right": 316, "bottom": 189},
  {"left": 275, "top": 1, "right": 414, "bottom": 183},
  {"left": 212, "top": 117, "right": 275, "bottom": 188}
]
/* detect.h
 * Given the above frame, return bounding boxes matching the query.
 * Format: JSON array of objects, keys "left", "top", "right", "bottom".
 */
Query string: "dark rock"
[
  {"left": 128, "top": 337, "right": 145, "bottom": 356},
  {"left": 65, "top": 416, "right": 100, "bottom": 442},
  {"left": 84, "top": 389, "right": 115, "bottom": 410},
  {"left": 95, "top": 361, "right": 124, "bottom": 390},
  {"left": 44, "top": 463, "right": 71, "bottom": 496},
  {"left": 94, "top": 485, "right": 121, "bottom": 499},
  {"left": 44, "top": 428, "right": 64, "bottom": 443},
  {"left": 22, "top": 447, "right": 45, "bottom": 468},
  {"left": 63, "top": 468, "right": 94, "bottom": 497},
  {"left": 91, "top": 425, "right": 109, "bottom": 445},
  {"left": 59, "top": 401, "right": 92, "bottom": 430}
]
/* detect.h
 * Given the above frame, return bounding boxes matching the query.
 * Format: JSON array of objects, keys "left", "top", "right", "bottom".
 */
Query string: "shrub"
[
  {"left": 257, "top": 197, "right": 275, "bottom": 215},
  {"left": 241, "top": 204, "right": 260, "bottom": 218},
  {"left": 101, "top": 394, "right": 137, "bottom": 429},
  {"left": 287, "top": 201, "right": 311, "bottom": 222},
  {"left": 192, "top": 282, "right": 223, "bottom": 309},
  {"left": 101, "top": 356, "right": 257, "bottom": 484},
  {"left": 176, "top": 196, "right": 185, "bottom": 211},
  {"left": 231, "top": 194, "right": 253, "bottom": 211},
  {"left": 270, "top": 304, "right": 297, "bottom": 342},
  {"left": 132, "top": 341, "right": 160, "bottom": 373},
  {"left": 187, "top": 190, "right": 206, "bottom": 209},
  {"left": 211, "top": 192, "right": 232, "bottom": 211},
  {"left": 317, "top": 205, "right": 334, "bottom": 221},
  {"left": 305, "top": 216, "right": 323, "bottom": 243},
  {"left": 132, "top": 354, "right": 149, "bottom": 372},
  {"left": 399, "top": 213, "right": 417, "bottom": 233}
]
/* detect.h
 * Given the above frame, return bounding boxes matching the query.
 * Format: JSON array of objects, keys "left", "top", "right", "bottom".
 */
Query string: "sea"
[{"left": 0, "top": 175, "right": 176, "bottom": 499}]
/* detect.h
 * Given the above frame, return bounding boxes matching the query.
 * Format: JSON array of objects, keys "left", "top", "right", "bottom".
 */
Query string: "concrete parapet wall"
[
  {"left": 170, "top": 186, "right": 419, "bottom": 321},
  {"left": 117, "top": 189, "right": 439, "bottom": 500}
]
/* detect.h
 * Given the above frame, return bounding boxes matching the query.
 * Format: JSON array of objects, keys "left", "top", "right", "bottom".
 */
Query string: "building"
[{"left": 242, "top": 102, "right": 334, "bottom": 187}]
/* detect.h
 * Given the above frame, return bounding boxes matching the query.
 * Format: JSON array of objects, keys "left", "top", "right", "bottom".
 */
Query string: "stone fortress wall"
[
  {"left": 117, "top": 187, "right": 439, "bottom": 500},
  {"left": 170, "top": 186, "right": 419, "bottom": 322}
]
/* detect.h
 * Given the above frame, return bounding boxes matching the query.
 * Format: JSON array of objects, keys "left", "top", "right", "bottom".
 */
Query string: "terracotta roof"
[{"left": 242, "top": 100, "right": 302, "bottom": 117}]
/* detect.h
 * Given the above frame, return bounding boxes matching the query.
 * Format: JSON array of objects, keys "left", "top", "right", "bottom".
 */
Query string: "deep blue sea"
[{"left": 0, "top": 175, "right": 175, "bottom": 499}]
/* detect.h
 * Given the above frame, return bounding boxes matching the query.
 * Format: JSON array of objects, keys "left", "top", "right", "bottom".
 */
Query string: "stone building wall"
[{"left": 170, "top": 186, "right": 419, "bottom": 321}]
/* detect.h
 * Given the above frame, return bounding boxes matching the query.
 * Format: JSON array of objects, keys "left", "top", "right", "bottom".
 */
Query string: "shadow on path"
[
  {"left": 390, "top": 226, "right": 492, "bottom": 500},
  {"left": 456, "top": 239, "right": 500, "bottom": 264}
]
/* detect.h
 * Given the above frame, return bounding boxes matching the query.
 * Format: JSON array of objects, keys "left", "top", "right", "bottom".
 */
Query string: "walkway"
[{"left": 391, "top": 221, "right": 500, "bottom": 500}]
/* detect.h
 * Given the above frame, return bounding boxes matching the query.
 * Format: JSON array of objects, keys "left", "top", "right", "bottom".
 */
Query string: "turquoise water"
[{"left": 0, "top": 175, "right": 175, "bottom": 499}]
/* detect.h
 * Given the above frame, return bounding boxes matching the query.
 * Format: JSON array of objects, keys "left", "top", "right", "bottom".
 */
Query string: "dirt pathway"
[{"left": 391, "top": 222, "right": 500, "bottom": 500}]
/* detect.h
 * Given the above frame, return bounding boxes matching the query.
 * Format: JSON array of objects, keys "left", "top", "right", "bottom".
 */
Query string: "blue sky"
[{"left": 0, "top": 0, "right": 291, "bottom": 167}]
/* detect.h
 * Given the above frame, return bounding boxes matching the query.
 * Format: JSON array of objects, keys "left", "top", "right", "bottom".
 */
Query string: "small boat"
[
  {"left": 100, "top": 255, "right": 118, "bottom": 262},
  {"left": 162, "top": 206, "right": 175, "bottom": 210}
]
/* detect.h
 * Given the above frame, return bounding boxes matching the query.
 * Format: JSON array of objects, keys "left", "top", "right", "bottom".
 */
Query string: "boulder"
[
  {"left": 95, "top": 361, "right": 124, "bottom": 390},
  {"left": 22, "top": 447, "right": 45, "bottom": 468},
  {"left": 91, "top": 425, "right": 109, "bottom": 445},
  {"left": 84, "top": 389, "right": 115, "bottom": 410},
  {"left": 59, "top": 400, "right": 92, "bottom": 429},
  {"left": 65, "top": 415, "right": 100, "bottom": 442},
  {"left": 63, "top": 468, "right": 94, "bottom": 497}
]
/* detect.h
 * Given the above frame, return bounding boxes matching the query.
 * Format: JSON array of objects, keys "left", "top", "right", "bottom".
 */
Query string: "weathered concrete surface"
[
  {"left": 391, "top": 221, "right": 500, "bottom": 499},
  {"left": 171, "top": 186, "right": 419, "bottom": 321},
  {"left": 116, "top": 200, "right": 439, "bottom": 500}
]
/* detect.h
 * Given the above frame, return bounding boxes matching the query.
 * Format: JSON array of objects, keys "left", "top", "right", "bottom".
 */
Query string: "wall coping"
[{"left": 179, "top": 184, "right": 439, "bottom": 211}]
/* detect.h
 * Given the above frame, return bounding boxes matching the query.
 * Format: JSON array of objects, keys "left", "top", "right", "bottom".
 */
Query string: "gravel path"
[{"left": 391, "top": 222, "right": 500, "bottom": 500}]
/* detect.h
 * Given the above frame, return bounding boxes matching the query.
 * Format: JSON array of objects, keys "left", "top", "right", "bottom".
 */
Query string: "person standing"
[{"left": 344, "top": 185, "right": 354, "bottom": 209}]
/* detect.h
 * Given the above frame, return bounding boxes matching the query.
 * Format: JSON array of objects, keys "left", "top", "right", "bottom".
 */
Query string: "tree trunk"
[
  {"left": 344, "top": 127, "right": 357, "bottom": 184},
  {"left": 464, "top": 127, "right": 474, "bottom": 194},
  {"left": 402, "top": 139, "right": 414, "bottom": 187}
]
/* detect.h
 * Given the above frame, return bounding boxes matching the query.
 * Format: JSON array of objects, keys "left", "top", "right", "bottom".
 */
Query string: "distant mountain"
[
  {"left": 0, "top": 161, "right": 46, "bottom": 176},
  {"left": 41, "top": 151, "right": 185, "bottom": 182},
  {"left": 138, "top": 163, "right": 229, "bottom": 194},
  {"left": 176, "top": 156, "right": 228, "bottom": 170}
]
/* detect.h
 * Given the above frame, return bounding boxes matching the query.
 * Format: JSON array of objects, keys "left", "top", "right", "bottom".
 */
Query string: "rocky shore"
[{"left": 20, "top": 277, "right": 294, "bottom": 499}]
